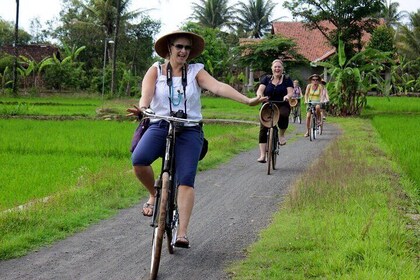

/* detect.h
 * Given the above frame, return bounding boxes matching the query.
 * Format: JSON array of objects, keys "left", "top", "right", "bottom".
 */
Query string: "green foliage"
[
  {"left": 229, "top": 115, "right": 420, "bottom": 279},
  {"left": 182, "top": 23, "right": 232, "bottom": 81},
  {"left": 0, "top": 19, "right": 32, "bottom": 47},
  {"left": 396, "top": 9, "right": 420, "bottom": 61},
  {"left": 367, "top": 25, "right": 396, "bottom": 53},
  {"left": 235, "top": 0, "right": 278, "bottom": 38},
  {"left": 379, "top": 0, "right": 408, "bottom": 28},
  {"left": 190, "top": 0, "right": 236, "bottom": 29},
  {"left": 0, "top": 53, "right": 14, "bottom": 73},
  {"left": 391, "top": 57, "right": 420, "bottom": 94},
  {"left": 0, "top": 66, "right": 13, "bottom": 91},
  {"left": 314, "top": 39, "right": 394, "bottom": 115},
  {"left": 40, "top": 45, "right": 88, "bottom": 91},
  {"left": 237, "top": 34, "right": 299, "bottom": 72},
  {"left": 56, "top": 2, "right": 160, "bottom": 78}
]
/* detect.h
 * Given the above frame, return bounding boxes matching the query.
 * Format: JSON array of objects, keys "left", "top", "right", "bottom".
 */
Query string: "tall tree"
[
  {"left": 0, "top": 19, "right": 31, "bottom": 47},
  {"left": 396, "top": 9, "right": 420, "bottom": 60},
  {"left": 236, "top": 0, "right": 278, "bottom": 38},
  {"left": 190, "top": 0, "right": 236, "bottom": 30},
  {"left": 380, "top": 0, "right": 407, "bottom": 28},
  {"left": 283, "top": 0, "right": 383, "bottom": 56}
]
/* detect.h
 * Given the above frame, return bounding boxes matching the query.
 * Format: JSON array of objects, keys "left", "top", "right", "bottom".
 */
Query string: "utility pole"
[
  {"left": 111, "top": 0, "right": 121, "bottom": 96},
  {"left": 13, "top": 0, "right": 20, "bottom": 95}
]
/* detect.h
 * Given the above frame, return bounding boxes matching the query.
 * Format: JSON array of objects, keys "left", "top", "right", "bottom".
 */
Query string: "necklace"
[
  {"left": 170, "top": 87, "right": 183, "bottom": 106},
  {"left": 167, "top": 62, "right": 187, "bottom": 108}
]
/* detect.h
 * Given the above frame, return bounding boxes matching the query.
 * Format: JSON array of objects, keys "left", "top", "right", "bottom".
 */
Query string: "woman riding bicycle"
[
  {"left": 304, "top": 73, "right": 326, "bottom": 137},
  {"left": 127, "top": 30, "right": 265, "bottom": 248},
  {"left": 256, "top": 59, "right": 293, "bottom": 163},
  {"left": 292, "top": 80, "right": 303, "bottom": 102}
]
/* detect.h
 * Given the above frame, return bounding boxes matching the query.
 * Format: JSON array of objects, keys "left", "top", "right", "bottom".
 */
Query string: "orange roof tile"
[
  {"left": 271, "top": 21, "right": 334, "bottom": 61},
  {"left": 272, "top": 20, "right": 379, "bottom": 62}
]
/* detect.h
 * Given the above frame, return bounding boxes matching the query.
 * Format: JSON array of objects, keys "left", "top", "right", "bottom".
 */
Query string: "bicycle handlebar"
[
  {"left": 306, "top": 101, "right": 328, "bottom": 105},
  {"left": 142, "top": 109, "right": 201, "bottom": 125},
  {"left": 265, "top": 100, "right": 288, "bottom": 103}
]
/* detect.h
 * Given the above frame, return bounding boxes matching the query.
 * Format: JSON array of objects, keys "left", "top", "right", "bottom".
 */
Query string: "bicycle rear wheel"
[
  {"left": 150, "top": 172, "right": 169, "bottom": 280},
  {"left": 267, "top": 127, "right": 273, "bottom": 175},
  {"left": 298, "top": 106, "right": 302, "bottom": 124},
  {"left": 319, "top": 119, "right": 323, "bottom": 135}
]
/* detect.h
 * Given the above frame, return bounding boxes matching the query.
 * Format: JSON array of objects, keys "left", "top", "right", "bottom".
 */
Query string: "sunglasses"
[{"left": 172, "top": 44, "right": 192, "bottom": 51}]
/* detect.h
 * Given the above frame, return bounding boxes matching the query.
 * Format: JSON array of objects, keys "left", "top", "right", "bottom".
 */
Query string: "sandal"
[
  {"left": 142, "top": 202, "right": 154, "bottom": 217},
  {"left": 174, "top": 236, "right": 190, "bottom": 248},
  {"left": 279, "top": 137, "right": 286, "bottom": 146},
  {"left": 304, "top": 132, "right": 309, "bottom": 137}
]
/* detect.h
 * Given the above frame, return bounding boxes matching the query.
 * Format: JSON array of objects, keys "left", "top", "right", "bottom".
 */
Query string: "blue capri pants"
[{"left": 131, "top": 121, "right": 204, "bottom": 188}]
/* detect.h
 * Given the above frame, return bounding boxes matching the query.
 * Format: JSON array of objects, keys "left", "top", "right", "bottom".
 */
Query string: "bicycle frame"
[
  {"left": 290, "top": 98, "right": 301, "bottom": 124},
  {"left": 307, "top": 101, "right": 324, "bottom": 141},
  {"left": 263, "top": 100, "right": 284, "bottom": 175},
  {"left": 142, "top": 111, "right": 200, "bottom": 280}
]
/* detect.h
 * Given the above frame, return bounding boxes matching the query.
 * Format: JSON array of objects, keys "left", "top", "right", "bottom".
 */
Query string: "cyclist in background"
[
  {"left": 304, "top": 74, "right": 323, "bottom": 137},
  {"left": 292, "top": 80, "right": 303, "bottom": 101},
  {"left": 256, "top": 59, "right": 294, "bottom": 163}
]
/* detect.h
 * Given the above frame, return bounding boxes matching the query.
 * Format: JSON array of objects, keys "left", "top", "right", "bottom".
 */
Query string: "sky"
[{"left": 0, "top": 0, "right": 419, "bottom": 40}]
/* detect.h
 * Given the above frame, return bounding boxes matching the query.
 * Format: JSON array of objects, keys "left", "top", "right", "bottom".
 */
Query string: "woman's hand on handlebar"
[
  {"left": 126, "top": 105, "right": 153, "bottom": 119},
  {"left": 248, "top": 95, "right": 268, "bottom": 106}
]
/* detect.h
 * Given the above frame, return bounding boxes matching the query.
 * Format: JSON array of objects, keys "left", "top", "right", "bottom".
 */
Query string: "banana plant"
[{"left": 312, "top": 38, "right": 393, "bottom": 115}]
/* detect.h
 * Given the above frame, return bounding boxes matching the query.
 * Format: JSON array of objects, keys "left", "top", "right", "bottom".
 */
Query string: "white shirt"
[{"left": 150, "top": 62, "right": 204, "bottom": 124}]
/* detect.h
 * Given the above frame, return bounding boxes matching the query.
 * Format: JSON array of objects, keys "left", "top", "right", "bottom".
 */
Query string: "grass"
[
  {"left": 0, "top": 96, "right": 260, "bottom": 259},
  {"left": 0, "top": 96, "right": 100, "bottom": 116},
  {"left": 0, "top": 94, "right": 418, "bottom": 279},
  {"left": 228, "top": 117, "right": 419, "bottom": 279},
  {"left": 228, "top": 96, "right": 420, "bottom": 279}
]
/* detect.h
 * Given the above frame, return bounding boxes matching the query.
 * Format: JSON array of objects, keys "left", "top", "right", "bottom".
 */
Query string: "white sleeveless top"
[{"left": 150, "top": 62, "right": 204, "bottom": 124}]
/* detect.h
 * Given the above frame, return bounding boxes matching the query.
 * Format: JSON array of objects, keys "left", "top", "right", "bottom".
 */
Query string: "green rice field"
[{"left": 0, "top": 94, "right": 418, "bottom": 271}]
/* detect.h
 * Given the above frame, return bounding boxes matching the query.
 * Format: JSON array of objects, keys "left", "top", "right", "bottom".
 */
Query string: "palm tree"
[
  {"left": 235, "top": 0, "right": 278, "bottom": 38},
  {"left": 396, "top": 9, "right": 420, "bottom": 60},
  {"left": 380, "top": 0, "right": 408, "bottom": 28},
  {"left": 190, "top": 0, "right": 236, "bottom": 30}
]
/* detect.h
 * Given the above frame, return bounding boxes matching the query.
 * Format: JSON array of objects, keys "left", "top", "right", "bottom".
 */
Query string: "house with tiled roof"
[
  {"left": 271, "top": 20, "right": 379, "bottom": 83},
  {"left": 271, "top": 21, "right": 337, "bottom": 63},
  {"left": 0, "top": 44, "right": 60, "bottom": 63}
]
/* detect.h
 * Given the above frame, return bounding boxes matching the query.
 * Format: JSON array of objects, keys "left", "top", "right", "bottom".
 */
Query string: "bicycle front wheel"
[
  {"left": 271, "top": 128, "right": 278, "bottom": 170},
  {"left": 150, "top": 172, "right": 169, "bottom": 280},
  {"left": 267, "top": 127, "right": 273, "bottom": 175},
  {"left": 311, "top": 114, "right": 317, "bottom": 141},
  {"left": 167, "top": 184, "right": 178, "bottom": 255}
]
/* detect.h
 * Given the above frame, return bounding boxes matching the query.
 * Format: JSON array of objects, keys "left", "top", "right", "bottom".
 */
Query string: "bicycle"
[
  {"left": 307, "top": 101, "right": 324, "bottom": 141},
  {"left": 259, "top": 100, "right": 284, "bottom": 175},
  {"left": 141, "top": 109, "right": 201, "bottom": 280},
  {"left": 290, "top": 97, "right": 302, "bottom": 124}
]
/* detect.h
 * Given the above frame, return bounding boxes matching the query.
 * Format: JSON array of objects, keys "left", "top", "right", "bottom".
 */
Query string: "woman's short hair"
[{"left": 272, "top": 59, "right": 283, "bottom": 66}]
